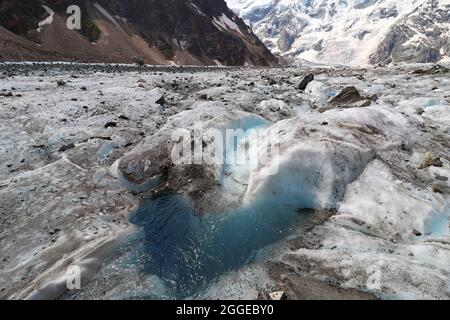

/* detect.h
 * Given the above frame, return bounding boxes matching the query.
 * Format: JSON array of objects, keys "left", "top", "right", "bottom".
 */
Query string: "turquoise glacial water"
[{"left": 116, "top": 192, "right": 305, "bottom": 299}]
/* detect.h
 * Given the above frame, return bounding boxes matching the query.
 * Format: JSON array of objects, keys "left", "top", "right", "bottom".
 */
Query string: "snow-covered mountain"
[{"left": 226, "top": 0, "right": 450, "bottom": 65}]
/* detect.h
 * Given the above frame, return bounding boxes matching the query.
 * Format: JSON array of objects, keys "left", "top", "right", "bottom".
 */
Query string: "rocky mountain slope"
[
  {"left": 227, "top": 0, "right": 450, "bottom": 65},
  {"left": 0, "top": 0, "right": 276, "bottom": 66}
]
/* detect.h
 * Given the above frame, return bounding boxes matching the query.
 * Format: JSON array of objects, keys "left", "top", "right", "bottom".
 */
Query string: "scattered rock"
[
  {"left": 48, "top": 228, "right": 61, "bottom": 235},
  {"left": 81, "top": 86, "right": 87, "bottom": 91},
  {"left": 349, "top": 217, "right": 367, "bottom": 227},
  {"left": 435, "top": 175, "right": 448, "bottom": 182},
  {"left": 155, "top": 95, "right": 166, "bottom": 105},
  {"left": 199, "top": 94, "right": 208, "bottom": 100},
  {"left": 432, "top": 186, "right": 443, "bottom": 194},
  {"left": 400, "top": 141, "right": 412, "bottom": 152},
  {"left": 418, "top": 152, "right": 443, "bottom": 169},
  {"left": 59, "top": 143, "right": 76, "bottom": 152},
  {"left": 268, "top": 291, "right": 287, "bottom": 301},
  {"left": 412, "top": 65, "right": 449, "bottom": 75},
  {"left": 416, "top": 108, "right": 425, "bottom": 115},
  {"left": 298, "top": 73, "right": 315, "bottom": 91},
  {"left": 329, "top": 86, "right": 366, "bottom": 105},
  {"left": 104, "top": 121, "right": 118, "bottom": 129},
  {"left": 119, "top": 115, "right": 130, "bottom": 120},
  {"left": 132, "top": 56, "right": 145, "bottom": 66},
  {"left": 413, "top": 229, "right": 422, "bottom": 237},
  {"left": 57, "top": 80, "right": 66, "bottom": 86}
]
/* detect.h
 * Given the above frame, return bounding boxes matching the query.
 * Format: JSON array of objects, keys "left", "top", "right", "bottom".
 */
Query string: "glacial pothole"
[{"left": 79, "top": 116, "right": 311, "bottom": 299}]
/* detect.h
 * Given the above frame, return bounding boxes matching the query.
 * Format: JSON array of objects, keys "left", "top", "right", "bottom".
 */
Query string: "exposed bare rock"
[
  {"left": 418, "top": 152, "right": 443, "bottom": 169},
  {"left": 297, "top": 73, "right": 314, "bottom": 91},
  {"left": 0, "top": 0, "right": 277, "bottom": 66}
]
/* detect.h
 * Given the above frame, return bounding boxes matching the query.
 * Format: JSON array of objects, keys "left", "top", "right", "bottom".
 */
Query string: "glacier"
[{"left": 0, "top": 62, "right": 448, "bottom": 300}]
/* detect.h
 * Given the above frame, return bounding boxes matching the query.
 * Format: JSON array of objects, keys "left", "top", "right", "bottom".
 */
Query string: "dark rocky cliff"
[{"left": 0, "top": 0, "right": 277, "bottom": 65}]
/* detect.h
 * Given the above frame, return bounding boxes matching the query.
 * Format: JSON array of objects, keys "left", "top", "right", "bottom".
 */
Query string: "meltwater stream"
[{"left": 117, "top": 193, "right": 305, "bottom": 299}]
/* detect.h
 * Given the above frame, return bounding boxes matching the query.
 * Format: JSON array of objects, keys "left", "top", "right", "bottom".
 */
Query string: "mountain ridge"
[
  {"left": 227, "top": 0, "right": 450, "bottom": 65},
  {"left": 0, "top": 0, "right": 277, "bottom": 66}
]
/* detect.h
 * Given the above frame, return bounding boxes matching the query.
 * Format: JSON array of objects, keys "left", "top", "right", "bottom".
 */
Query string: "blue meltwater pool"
[{"left": 117, "top": 192, "right": 306, "bottom": 299}]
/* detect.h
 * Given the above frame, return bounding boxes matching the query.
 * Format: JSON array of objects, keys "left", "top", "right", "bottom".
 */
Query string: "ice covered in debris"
[{"left": 0, "top": 62, "right": 448, "bottom": 300}]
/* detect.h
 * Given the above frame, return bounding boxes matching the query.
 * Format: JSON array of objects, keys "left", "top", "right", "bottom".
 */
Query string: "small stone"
[
  {"left": 329, "top": 86, "right": 365, "bottom": 105},
  {"left": 413, "top": 229, "right": 422, "bottom": 237},
  {"left": 416, "top": 108, "right": 425, "bottom": 115},
  {"left": 269, "top": 104, "right": 281, "bottom": 112},
  {"left": 297, "top": 73, "right": 314, "bottom": 91},
  {"left": 155, "top": 95, "right": 166, "bottom": 105},
  {"left": 418, "top": 152, "right": 443, "bottom": 169},
  {"left": 132, "top": 56, "right": 145, "bottom": 66},
  {"left": 400, "top": 141, "right": 412, "bottom": 152},
  {"left": 432, "top": 186, "right": 443, "bottom": 194},
  {"left": 57, "top": 80, "right": 66, "bottom": 86},
  {"left": 59, "top": 143, "right": 75, "bottom": 152},
  {"left": 48, "top": 228, "right": 61, "bottom": 235},
  {"left": 104, "top": 121, "right": 118, "bottom": 129},
  {"left": 435, "top": 175, "right": 448, "bottom": 182}
]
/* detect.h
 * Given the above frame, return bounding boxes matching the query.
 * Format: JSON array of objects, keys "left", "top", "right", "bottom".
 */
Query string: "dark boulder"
[{"left": 298, "top": 73, "right": 314, "bottom": 91}]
